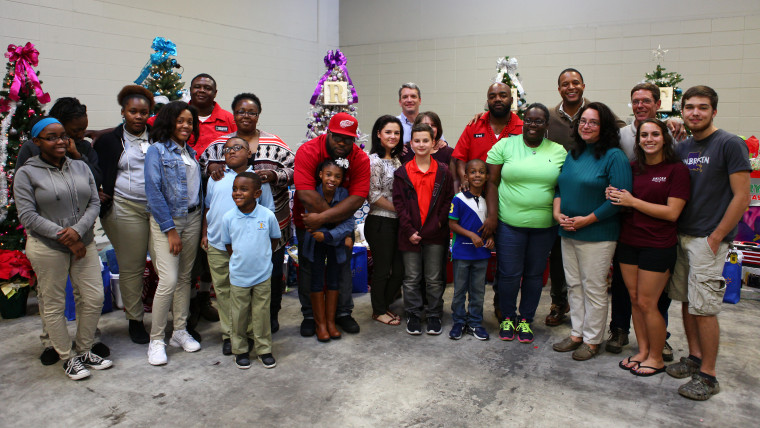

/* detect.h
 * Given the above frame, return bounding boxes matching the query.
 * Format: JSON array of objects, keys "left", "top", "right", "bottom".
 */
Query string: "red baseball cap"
[{"left": 328, "top": 112, "right": 358, "bottom": 138}]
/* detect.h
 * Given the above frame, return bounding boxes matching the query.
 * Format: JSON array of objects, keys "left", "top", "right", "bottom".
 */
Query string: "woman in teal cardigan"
[{"left": 551, "top": 102, "right": 632, "bottom": 361}]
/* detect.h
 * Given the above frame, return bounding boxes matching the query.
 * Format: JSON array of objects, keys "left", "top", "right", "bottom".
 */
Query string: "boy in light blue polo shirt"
[
  {"left": 202, "top": 137, "right": 273, "bottom": 356},
  {"left": 220, "top": 171, "right": 280, "bottom": 369}
]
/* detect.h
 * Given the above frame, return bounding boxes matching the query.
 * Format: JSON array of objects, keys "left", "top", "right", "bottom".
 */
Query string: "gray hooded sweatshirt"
[{"left": 14, "top": 156, "right": 99, "bottom": 252}]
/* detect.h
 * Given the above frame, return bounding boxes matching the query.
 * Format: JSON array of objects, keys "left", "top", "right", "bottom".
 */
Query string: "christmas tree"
[
  {"left": 134, "top": 37, "right": 186, "bottom": 113},
  {"left": 305, "top": 49, "right": 366, "bottom": 146},
  {"left": 493, "top": 56, "right": 528, "bottom": 118},
  {"left": 1, "top": 42, "right": 50, "bottom": 250},
  {"left": 644, "top": 45, "right": 684, "bottom": 121}
]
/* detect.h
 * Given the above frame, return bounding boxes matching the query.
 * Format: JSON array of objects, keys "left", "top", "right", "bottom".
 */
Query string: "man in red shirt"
[
  {"left": 146, "top": 73, "right": 236, "bottom": 159},
  {"left": 451, "top": 82, "right": 523, "bottom": 191},
  {"left": 294, "top": 113, "right": 370, "bottom": 336}
]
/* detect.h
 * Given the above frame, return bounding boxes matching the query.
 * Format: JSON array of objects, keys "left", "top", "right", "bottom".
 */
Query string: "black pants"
[
  {"left": 270, "top": 246, "right": 286, "bottom": 318},
  {"left": 548, "top": 235, "right": 567, "bottom": 307},
  {"left": 364, "top": 215, "right": 404, "bottom": 316},
  {"left": 609, "top": 257, "right": 671, "bottom": 334}
]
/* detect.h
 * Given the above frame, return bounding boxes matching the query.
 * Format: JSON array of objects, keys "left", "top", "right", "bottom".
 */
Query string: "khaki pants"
[
  {"left": 207, "top": 246, "right": 232, "bottom": 339},
  {"left": 149, "top": 210, "right": 201, "bottom": 342},
  {"left": 561, "top": 238, "right": 616, "bottom": 345},
  {"left": 101, "top": 195, "right": 153, "bottom": 321},
  {"left": 230, "top": 278, "right": 272, "bottom": 356},
  {"left": 26, "top": 237, "right": 103, "bottom": 360}
]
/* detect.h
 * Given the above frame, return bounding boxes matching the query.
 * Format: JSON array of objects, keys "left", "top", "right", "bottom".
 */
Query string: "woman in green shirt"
[{"left": 484, "top": 103, "right": 567, "bottom": 343}]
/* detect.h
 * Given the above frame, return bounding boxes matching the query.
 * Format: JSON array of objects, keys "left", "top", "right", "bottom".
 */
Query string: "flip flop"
[
  {"left": 630, "top": 365, "right": 666, "bottom": 377},
  {"left": 619, "top": 356, "right": 641, "bottom": 371},
  {"left": 373, "top": 313, "right": 400, "bottom": 326},
  {"left": 386, "top": 311, "right": 401, "bottom": 321}
]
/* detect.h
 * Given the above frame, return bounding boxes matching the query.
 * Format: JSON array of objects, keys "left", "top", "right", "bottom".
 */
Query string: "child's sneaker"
[
  {"left": 426, "top": 317, "right": 442, "bottom": 335},
  {"left": 449, "top": 322, "right": 464, "bottom": 340},
  {"left": 516, "top": 319, "right": 534, "bottom": 343},
  {"left": 406, "top": 316, "right": 422, "bottom": 335},
  {"left": 235, "top": 353, "right": 251, "bottom": 369},
  {"left": 63, "top": 356, "right": 90, "bottom": 380},
  {"left": 259, "top": 353, "right": 277, "bottom": 368},
  {"left": 499, "top": 318, "right": 516, "bottom": 341},
  {"left": 79, "top": 350, "right": 113, "bottom": 370},
  {"left": 468, "top": 326, "right": 490, "bottom": 341},
  {"left": 169, "top": 330, "right": 201, "bottom": 352}
]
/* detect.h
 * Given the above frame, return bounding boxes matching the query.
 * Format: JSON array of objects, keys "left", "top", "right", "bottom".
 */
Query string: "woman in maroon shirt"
[{"left": 608, "top": 119, "right": 690, "bottom": 376}]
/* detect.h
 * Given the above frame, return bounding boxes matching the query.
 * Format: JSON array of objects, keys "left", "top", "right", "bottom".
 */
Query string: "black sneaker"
[
  {"left": 222, "top": 339, "right": 232, "bottom": 356},
  {"left": 235, "top": 353, "right": 251, "bottom": 369},
  {"left": 336, "top": 315, "right": 360, "bottom": 334},
  {"left": 259, "top": 353, "right": 277, "bottom": 368},
  {"left": 63, "top": 356, "right": 90, "bottom": 380},
  {"left": 80, "top": 350, "right": 113, "bottom": 370},
  {"left": 406, "top": 316, "right": 422, "bottom": 335},
  {"left": 468, "top": 326, "right": 490, "bottom": 341},
  {"left": 271, "top": 317, "right": 280, "bottom": 334},
  {"left": 449, "top": 322, "right": 465, "bottom": 340},
  {"left": 40, "top": 347, "right": 60, "bottom": 366},
  {"left": 129, "top": 320, "right": 150, "bottom": 344},
  {"left": 426, "top": 317, "right": 442, "bottom": 335},
  {"left": 300, "top": 318, "right": 316, "bottom": 337}
]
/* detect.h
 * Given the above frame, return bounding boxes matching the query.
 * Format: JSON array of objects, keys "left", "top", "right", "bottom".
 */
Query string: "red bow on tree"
[{"left": 4, "top": 42, "right": 51, "bottom": 104}]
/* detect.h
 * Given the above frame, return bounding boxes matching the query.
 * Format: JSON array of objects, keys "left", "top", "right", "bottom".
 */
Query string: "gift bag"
[{"left": 722, "top": 248, "right": 742, "bottom": 304}]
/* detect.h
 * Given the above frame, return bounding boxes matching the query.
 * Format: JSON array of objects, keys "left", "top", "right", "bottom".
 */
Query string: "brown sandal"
[
  {"left": 386, "top": 310, "right": 401, "bottom": 321},
  {"left": 373, "top": 313, "right": 400, "bottom": 326}
]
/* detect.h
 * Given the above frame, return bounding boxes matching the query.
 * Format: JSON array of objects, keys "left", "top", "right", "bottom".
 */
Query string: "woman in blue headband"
[{"left": 14, "top": 116, "right": 113, "bottom": 381}]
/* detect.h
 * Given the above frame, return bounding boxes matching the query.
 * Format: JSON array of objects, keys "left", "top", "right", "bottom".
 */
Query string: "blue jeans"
[
  {"left": 310, "top": 242, "right": 343, "bottom": 292},
  {"left": 451, "top": 258, "right": 488, "bottom": 327},
  {"left": 497, "top": 222, "right": 558, "bottom": 323}
]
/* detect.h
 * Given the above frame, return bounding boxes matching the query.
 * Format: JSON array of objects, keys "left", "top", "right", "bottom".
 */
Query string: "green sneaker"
[
  {"left": 499, "top": 319, "right": 516, "bottom": 341},
  {"left": 516, "top": 319, "right": 534, "bottom": 343}
]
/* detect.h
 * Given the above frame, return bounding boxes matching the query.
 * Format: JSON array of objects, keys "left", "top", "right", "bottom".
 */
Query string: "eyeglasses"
[
  {"left": 524, "top": 119, "right": 546, "bottom": 126},
  {"left": 234, "top": 111, "right": 259, "bottom": 117},
  {"left": 578, "top": 119, "right": 600, "bottom": 128},
  {"left": 222, "top": 145, "right": 246, "bottom": 154},
  {"left": 632, "top": 99, "right": 655, "bottom": 106},
  {"left": 37, "top": 135, "right": 70, "bottom": 142}
]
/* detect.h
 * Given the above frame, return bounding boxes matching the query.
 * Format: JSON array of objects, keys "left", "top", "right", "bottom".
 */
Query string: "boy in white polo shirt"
[
  {"left": 202, "top": 137, "right": 274, "bottom": 357},
  {"left": 221, "top": 172, "right": 280, "bottom": 369}
]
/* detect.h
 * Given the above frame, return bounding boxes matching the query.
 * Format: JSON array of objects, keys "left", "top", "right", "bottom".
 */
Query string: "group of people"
[{"left": 13, "top": 69, "right": 749, "bottom": 403}]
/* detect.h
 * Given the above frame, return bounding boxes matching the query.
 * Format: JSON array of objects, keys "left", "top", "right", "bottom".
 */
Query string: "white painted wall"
[
  {"left": 0, "top": 0, "right": 340, "bottom": 148},
  {"left": 340, "top": 0, "right": 760, "bottom": 140}
]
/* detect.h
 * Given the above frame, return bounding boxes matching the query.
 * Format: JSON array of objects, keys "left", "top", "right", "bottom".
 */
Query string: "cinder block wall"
[
  {"left": 340, "top": 0, "right": 760, "bottom": 141},
  {"left": 0, "top": 0, "right": 340, "bottom": 149}
]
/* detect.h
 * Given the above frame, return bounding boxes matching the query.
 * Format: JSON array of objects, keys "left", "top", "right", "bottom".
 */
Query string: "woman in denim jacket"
[{"left": 144, "top": 101, "right": 203, "bottom": 366}]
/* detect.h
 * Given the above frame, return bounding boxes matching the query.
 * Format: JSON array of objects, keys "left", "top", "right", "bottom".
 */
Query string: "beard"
[
  {"left": 489, "top": 104, "right": 510, "bottom": 119},
  {"left": 325, "top": 137, "right": 350, "bottom": 159}
]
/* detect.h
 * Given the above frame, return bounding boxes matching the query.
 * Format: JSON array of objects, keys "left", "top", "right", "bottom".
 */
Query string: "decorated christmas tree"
[
  {"left": 493, "top": 56, "right": 528, "bottom": 118},
  {"left": 305, "top": 49, "right": 366, "bottom": 146},
  {"left": 134, "top": 37, "right": 186, "bottom": 113},
  {"left": 0, "top": 42, "right": 50, "bottom": 251},
  {"left": 644, "top": 45, "right": 684, "bottom": 121}
]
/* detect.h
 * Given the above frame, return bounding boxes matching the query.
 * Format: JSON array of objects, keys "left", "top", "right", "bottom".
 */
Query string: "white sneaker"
[
  {"left": 148, "top": 340, "right": 168, "bottom": 366},
  {"left": 169, "top": 330, "right": 201, "bottom": 352}
]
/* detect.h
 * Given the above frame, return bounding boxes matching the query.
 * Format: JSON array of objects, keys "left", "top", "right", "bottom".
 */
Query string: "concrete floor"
[{"left": 1, "top": 285, "right": 759, "bottom": 427}]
